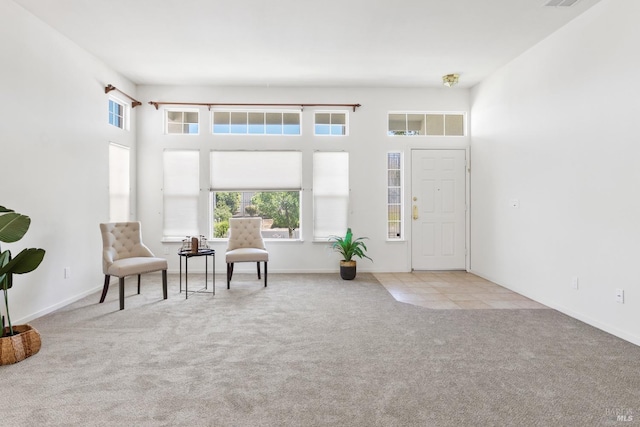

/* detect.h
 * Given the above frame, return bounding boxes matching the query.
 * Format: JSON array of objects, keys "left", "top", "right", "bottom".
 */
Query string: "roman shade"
[{"left": 210, "top": 151, "right": 302, "bottom": 191}]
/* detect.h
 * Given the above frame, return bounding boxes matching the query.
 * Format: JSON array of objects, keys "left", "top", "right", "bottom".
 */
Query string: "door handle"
[{"left": 413, "top": 205, "right": 419, "bottom": 220}]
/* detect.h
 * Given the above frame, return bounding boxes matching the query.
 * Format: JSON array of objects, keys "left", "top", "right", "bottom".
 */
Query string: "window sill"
[
  {"left": 206, "top": 238, "right": 304, "bottom": 243},
  {"left": 162, "top": 237, "right": 188, "bottom": 243}
]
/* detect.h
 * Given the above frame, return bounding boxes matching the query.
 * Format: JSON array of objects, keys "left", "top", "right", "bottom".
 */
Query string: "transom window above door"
[{"left": 388, "top": 113, "right": 465, "bottom": 136}]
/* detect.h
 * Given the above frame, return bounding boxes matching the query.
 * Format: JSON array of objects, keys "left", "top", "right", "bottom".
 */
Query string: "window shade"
[
  {"left": 163, "top": 149, "right": 199, "bottom": 238},
  {"left": 313, "top": 152, "right": 349, "bottom": 239},
  {"left": 210, "top": 151, "right": 302, "bottom": 190},
  {"left": 109, "top": 143, "right": 130, "bottom": 222}
]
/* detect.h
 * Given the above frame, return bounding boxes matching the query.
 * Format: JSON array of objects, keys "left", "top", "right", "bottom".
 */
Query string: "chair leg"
[
  {"left": 119, "top": 277, "right": 125, "bottom": 310},
  {"left": 99, "top": 275, "right": 111, "bottom": 303},
  {"left": 227, "top": 263, "right": 234, "bottom": 289},
  {"left": 257, "top": 262, "right": 261, "bottom": 279},
  {"left": 137, "top": 275, "right": 141, "bottom": 294},
  {"left": 264, "top": 262, "right": 267, "bottom": 287},
  {"left": 162, "top": 270, "right": 168, "bottom": 300}
]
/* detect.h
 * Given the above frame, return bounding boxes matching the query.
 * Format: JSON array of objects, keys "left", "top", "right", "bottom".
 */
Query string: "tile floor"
[{"left": 373, "top": 271, "right": 549, "bottom": 310}]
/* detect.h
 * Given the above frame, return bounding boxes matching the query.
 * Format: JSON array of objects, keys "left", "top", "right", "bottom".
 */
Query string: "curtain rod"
[
  {"left": 105, "top": 84, "right": 142, "bottom": 108},
  {"left": 148, "top": 101, "right": 361, "bottom": 112}
]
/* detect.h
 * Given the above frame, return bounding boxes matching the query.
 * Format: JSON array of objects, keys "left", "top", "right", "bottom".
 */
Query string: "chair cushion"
[
  {"left": 227, "top": 218, "right": 266, "bottom": 251},
  {"left": 100, "top": 222, "right": 157, "bottom": 274},
  {"left": 226, "top": 248, "right": 269, "bottom": 263},
  {"left": 106, "top": 257, "right": 168, "bottom": 278}
]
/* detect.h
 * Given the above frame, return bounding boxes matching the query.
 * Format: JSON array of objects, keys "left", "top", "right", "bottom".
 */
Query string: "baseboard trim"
[
  {"left": 166, "top": 268, "right": 391, "bottom": 274},
  {"left": 14, "top": 285, "right": 103, "bottom": 325}
]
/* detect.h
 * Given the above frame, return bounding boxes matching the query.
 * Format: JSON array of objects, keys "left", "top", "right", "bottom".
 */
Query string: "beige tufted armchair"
[
  {"left": 226, "top": 217, "right": 269, "bottom": 288},
  {"left": 99, "top": 222, "right": 168, "bottom": 310}
]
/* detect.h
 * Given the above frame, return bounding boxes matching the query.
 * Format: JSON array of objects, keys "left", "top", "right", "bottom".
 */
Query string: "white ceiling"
[{"left": 14, "top": 0, "right": 601, "bottom": 88}]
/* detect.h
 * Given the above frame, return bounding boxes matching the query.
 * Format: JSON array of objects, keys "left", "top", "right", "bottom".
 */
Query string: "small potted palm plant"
[
  {"left": 329, "top": 228, "right": 372, "bottom": 280},
  {"left": 0, "top": 205, "right": 45, "bottom": 365}
]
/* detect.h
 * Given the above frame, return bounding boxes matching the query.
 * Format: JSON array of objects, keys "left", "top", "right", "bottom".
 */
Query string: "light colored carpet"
[{"left": 3, "top": 273, "right": 639, "bottom": 426}]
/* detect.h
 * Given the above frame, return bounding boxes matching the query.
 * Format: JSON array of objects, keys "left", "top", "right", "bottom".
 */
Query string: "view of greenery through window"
[{"left": 213, "top": 191, "right": 300, "bottom": 239}]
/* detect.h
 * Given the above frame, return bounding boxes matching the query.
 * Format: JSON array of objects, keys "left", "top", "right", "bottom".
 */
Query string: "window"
[
  {"left": 163, "top": 150, "right": 200, "bottom": 238},
  {"left": 108, "top": 143, "right": 130, "bottom": 222},
  {"left": 108, "top": 99, "right": 126, "bottom": 129},
  {"left": 387, "top": 152, "right": 402, "bottom": 239},
  {"left": 212, "top": 191, "right": 300, "bottom": 239},
  {"left": 315, "top": 112, "right": 347, "bottom": 135},
  {"left": 213, "top": 111, "right": 301, "bottom": 135},
  {"left": 313, "top": 152, "right": 349, "bottom": 240},
  {"left": 166, "top": 110, "right": 199, "bottom": 134},
  {"left": 210, "top": 151, "right": 302, "bottom": 239},
  {"left": 388, "top": 113, "right": 465, "bottom": 136}
]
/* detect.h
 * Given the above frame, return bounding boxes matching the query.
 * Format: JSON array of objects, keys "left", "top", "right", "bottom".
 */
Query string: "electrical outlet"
[
  {"left": 510, "top": 199, "right": 520, "bottom": 208},
  {"left": 570, "top": 276, "right": 579, "bottom": 290},
  {"left": 163, "top": 246, "right": 170, "bottom": 255},
  {"left": 64, "top": 267, "right": 71, "bottom": 279},
  {"left": 615, "top": 288, "right": 624, "bottom": 304}
]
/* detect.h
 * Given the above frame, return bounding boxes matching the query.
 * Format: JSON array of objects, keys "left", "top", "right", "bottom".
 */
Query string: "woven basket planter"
[{"left": 0, "top": 324, "right": 41, "bottom": 365}]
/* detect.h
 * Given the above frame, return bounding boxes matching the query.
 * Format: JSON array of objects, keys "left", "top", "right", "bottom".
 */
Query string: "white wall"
[
  {"left": 470, "top": 0, "right": 640, "bottom": 345},
  {"left": 136, "top": 85, "right": 469, "bottom": 274},
  {"left": 0, "top": 1, "right": 137, "bottom": 323}
]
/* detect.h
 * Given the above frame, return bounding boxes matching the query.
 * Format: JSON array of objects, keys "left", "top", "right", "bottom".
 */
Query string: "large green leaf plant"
[
  {"left": 329, "top": 228, "right": 372, "bottom": 262},
  {"left": 0, "top": 206, "right": 45, "bottom": 337}
]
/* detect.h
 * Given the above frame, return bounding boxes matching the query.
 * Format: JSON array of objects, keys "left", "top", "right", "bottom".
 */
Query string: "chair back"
[
  {"left": 227, "top": 217, "right": 266, "bottom": 251},
  {"left": 100, "top": 222, "right": 154, "bottom": 274}
]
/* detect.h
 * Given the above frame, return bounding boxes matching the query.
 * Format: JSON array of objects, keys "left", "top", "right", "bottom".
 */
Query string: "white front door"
[{"left": 411, "top": 149, "right": 466, "bottom": 270}]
